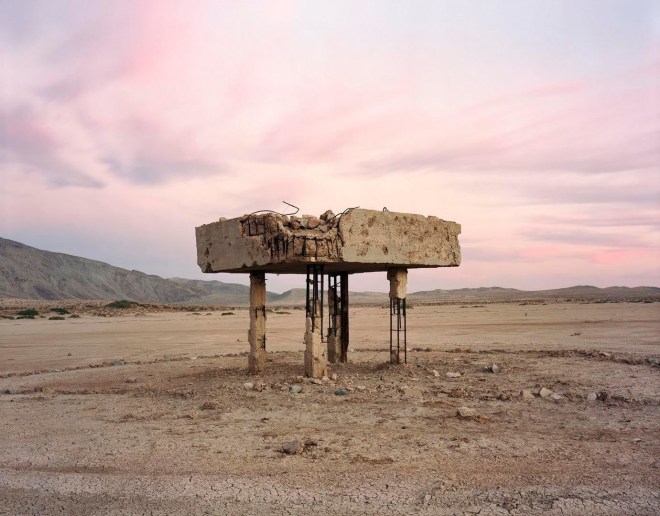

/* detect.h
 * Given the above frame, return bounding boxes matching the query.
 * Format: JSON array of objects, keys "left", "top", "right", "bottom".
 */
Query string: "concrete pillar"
[
  {"left": 387, "top": 268, "right": 408, "bottom": 299},
  {"left": 327, "top": 283, "right": 341, "bottom": 363},
  {"left": 248, "top": 271, "right": 267, "bottom": 374},
  {"left": 388, "top": 268, "right": 408, "bottom": 364},
  {"left": 304, "top": 300, "right": 327, "bottom": 378}
]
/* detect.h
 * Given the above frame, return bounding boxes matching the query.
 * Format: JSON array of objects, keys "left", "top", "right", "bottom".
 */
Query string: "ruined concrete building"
[{"left": 196, "top": 208, "right": 461, "bottom": 378}]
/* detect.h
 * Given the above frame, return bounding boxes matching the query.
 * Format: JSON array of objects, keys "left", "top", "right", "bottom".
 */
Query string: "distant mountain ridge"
[
  {"left": 0, "top": 237, "right": 252, "bottom": 304},
  {"left": 1, "top": 237, "right": 658, "bottom": 305}
]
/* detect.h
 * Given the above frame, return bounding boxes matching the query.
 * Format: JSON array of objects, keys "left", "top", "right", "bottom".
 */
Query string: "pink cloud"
[{"left": 589, "top": 249, "right": 653, "bottom": 265}]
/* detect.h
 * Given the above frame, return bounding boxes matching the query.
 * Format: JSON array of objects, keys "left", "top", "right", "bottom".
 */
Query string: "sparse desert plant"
[
  {"left": 17, "top": 308, "right": 38, "bottom": 317},
  {"left": 69, "top": 314, "right": 81, "bottom": 319},
  {"left": 106, "top": 300, "right": 140, "bottom": 309},
  {"left": 50, "top": 307, "right": 70, "bottom": 315},
  {"left": 16, "top": 315, "right": 35, "bottom": 320},
  {"left": 221, "top": 312, "right": 235, "bottom": 316},
  {"left": 49, "top": 316, "right": 66, "bottom": 321}
]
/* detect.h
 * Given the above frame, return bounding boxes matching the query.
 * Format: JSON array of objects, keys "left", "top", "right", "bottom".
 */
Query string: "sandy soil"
[{"left": 1, "top": 302, "right": 658, "bottom": 515}]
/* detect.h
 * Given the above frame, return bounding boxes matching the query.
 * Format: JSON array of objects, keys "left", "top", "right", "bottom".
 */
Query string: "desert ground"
[{"left": 0, "top": 300, "right": 658, "bottom": 515}]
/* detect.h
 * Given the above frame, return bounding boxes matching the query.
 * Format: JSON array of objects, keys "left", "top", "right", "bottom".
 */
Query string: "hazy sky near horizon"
[{"left": 1, "top": 0, "right": 659, "bottom": 293}]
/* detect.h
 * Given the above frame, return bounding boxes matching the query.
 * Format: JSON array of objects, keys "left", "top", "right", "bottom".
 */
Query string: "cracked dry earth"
[{"left": 0, "top": 302, "right": 659, "bottom": 514}]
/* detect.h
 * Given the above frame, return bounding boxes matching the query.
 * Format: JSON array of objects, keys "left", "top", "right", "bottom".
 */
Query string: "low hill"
[{"left": 0, "top": 237, "right": 252, "bottom": 304}]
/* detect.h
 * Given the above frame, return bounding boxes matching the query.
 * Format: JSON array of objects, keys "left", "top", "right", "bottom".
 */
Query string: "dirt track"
[{"left": 1, "top": 302, "right": 659, "bottom": 514}]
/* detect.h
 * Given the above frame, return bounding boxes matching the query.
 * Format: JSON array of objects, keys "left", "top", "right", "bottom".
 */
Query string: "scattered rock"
[
  {"left": 310, "top": 378, "right": 323, "bottom": 385},
  {"left": 321, "top": 376, "right": 329, "bottom": 383},
  {"left": 330, "top": 373, "right": 338, "bottom": 381},
  {"left": 125, "top": 377, "right": 138, "bottom": 384},
  {"left": 647, "top": 357, "right": 659, "bottom": 366},
  {"left": 306, "top": 217, "right": 321, "bottom": 229},
  {"left": 521, "top": 389, "right": 535, "bottom": 400},
  {"left": 200, "top": 401, "right": 219, "bottom": 410},
  {"left": 289, "top": 385, "right": 303, "bottom": 394},
  {"left": 489, "top": 364, "right": 501, "bottom": 373},
  {"left": 335, "top": 388, "right": 349, "bottom": 396},
  {"left": 586, "top": 392, "right": 598, "bottom": 401},
  {"left": 431, "top": 370, "right": 440, "bottom": 377},
  {"left": 539, "top": 387, "right": 553, "bottom": 398},
  {"left": 356, "top": 385, "right": 366, "bottom": 391},
  {"left": 319, "top": 210, "right": 335, "bottom": 221},
  {"left": 446, "top": 372, "right": 461, "bottom": 378},
  {"left": 457, "top": 406, "right": 478, "bottom": 418},
  {"left": 111, "top": 359, "right": 125, "bottom": 366},
  {"left": 279, "top": 440, "right": 302, "bottom": 455},
  {"left": 243, "top": 382, "right": 255, "bottom": 390},
  {"left": 253, "top": 382, "right": 267, "bottom": 391},
  {"left": 597, "top": 391, "right": 610, "bottom": 401},
  {"left": 550, "top": 393, "right": 565, "bottom": 402},
  {"left": 424, "top": 494, "right": 432, "bottom": 504}
]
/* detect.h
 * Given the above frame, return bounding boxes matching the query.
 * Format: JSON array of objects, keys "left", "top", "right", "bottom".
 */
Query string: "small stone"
[
  {"left": 446, "top": 372, "right": 461, "bottom": 378},
  {"left": 539, "top": 387, "right": 553, "bottom": 398},
  {"left": 490, "top": 364, "right": 501, "bottom": 373},
  {"left": 289, "top": 385, "right": 303, "bottom": 394},
  {"left": 424, "top": 494, "right": 431, "bottom": 504},
  {"left": 243, "top": 382, "right": 255, "bottom": 390},
  {"left": 310, "top": 378, "right": 323, "bottom": 385},
  {"left": 647, "top": 357, "right": 659, "bottom": 366},
  {"left": 335, "top": 388, "right": 349, "bottom": 396},
  {"left": 550, "top": 393, "right": 564, "bottom": 402},
  {"left": 431, "top": 370, "right": 440, "bottom": 377},
  {"left": 5, "top": 388, "right": 19, "bottom": 395},
  {"left": 279, "top": 440, "right": 302, "bottom": 455},
  {"left": 330, "top": 373, "right": 338, "bottom": 381},
  {"left": 398, "top": 386, "right": 423, "bottom": 397},
  {"left": 457, "top": 406, "right": 478, "bottom": 418},
  {"left": 521, "top": 389, "right": 535, "bottom": 400},
  {"left": 111, "top": 359, "right": 124, "bottom": 366},
  {"left": 597, "top": 391, "right": 610, "bottom": 401},
  {"left": 320, "top": 210, "right": 335, "bottom": 221},
  {"left": 125, "top": 377, "right": 138, "bottom": 384},
  {"left": 200, "top": 401, "right": 219, "bottom": 410},
  {"left": 586, "top": 392, "right": 598, "bottom": 401},
  {"left": 306, "top": 217, "right": 321, "bottom": 229},
  {"left": 600, "top": 352, "right": 612, "bottom": 358},
  {"left": 321, "top": 376, "right": 329, "bottom": 383},
  {"left": 356, "top": 385, "right": 366, "bottom": 391}
]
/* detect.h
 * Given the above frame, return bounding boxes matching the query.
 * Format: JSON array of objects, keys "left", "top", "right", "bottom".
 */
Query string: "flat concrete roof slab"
[{"left": 196, "top": 208, "right": 461, "bottom": 274}]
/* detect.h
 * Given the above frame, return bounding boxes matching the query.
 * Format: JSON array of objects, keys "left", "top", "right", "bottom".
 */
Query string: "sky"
[{"left": 1, "top": 0, "right": 659, "bottom": 294}]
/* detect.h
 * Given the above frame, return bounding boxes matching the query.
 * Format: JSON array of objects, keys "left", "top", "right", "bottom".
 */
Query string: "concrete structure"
[{"left": 196, "top": 208, "right": 460, "bottom": 376}]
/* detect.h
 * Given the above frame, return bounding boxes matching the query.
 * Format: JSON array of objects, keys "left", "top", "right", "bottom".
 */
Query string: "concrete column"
[
  {"left": 388, "top": 268, "right": 408, "bottom": 364},
  {"left": 387, "top": 268, "right": 408, "bottom": 299},
  {"left": 248, "top": 271, "right": 267, "bottom": 374},
  {"left": 327, "top": 283, "right": 341, "bottom": 363},
  {"left": 304, "top": 301, "right": 327, "bottom": 378}
]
